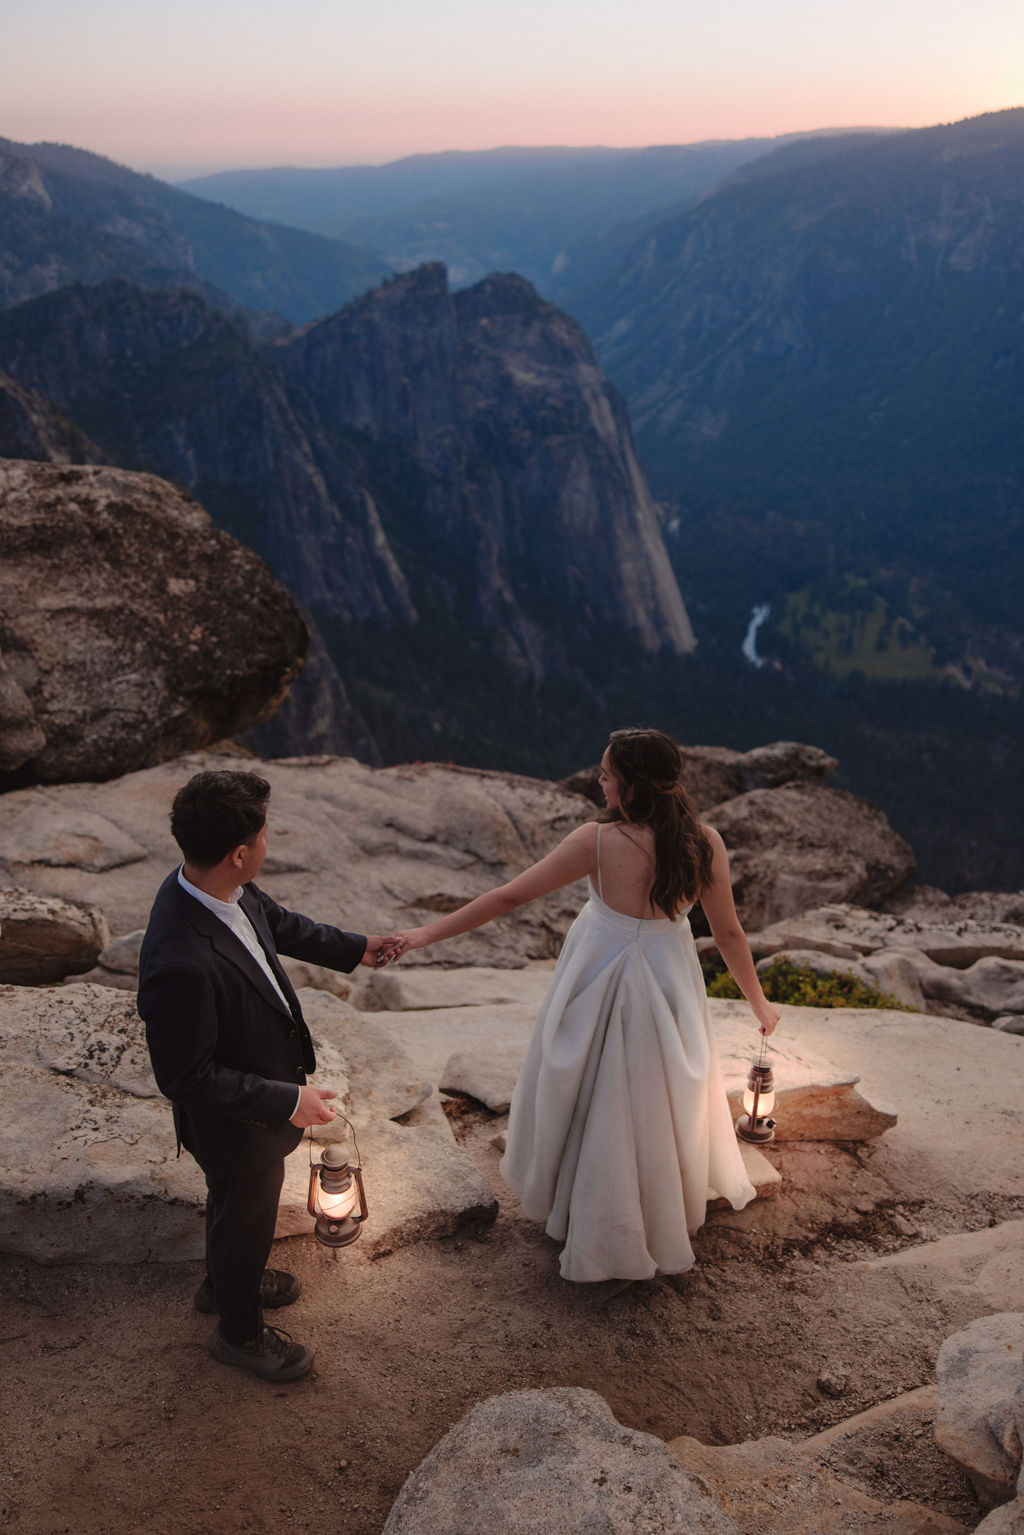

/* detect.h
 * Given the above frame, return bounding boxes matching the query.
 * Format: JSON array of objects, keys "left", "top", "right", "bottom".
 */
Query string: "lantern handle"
[{"left": 306, "top": 1110, "right": 363, "bottom": 1170}]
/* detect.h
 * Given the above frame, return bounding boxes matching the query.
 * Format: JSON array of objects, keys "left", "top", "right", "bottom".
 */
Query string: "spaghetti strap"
[{"left": 595, "top": 823, "right": 604, "bottom": 901}]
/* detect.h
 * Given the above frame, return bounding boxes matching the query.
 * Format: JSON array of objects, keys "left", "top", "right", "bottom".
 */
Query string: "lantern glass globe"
[
  {"left": 318, "top": 1178, "right": 360, "bottom": 1221},
  {"left": 742, "top": 1083, "right": 775, "bottom": 1118}
]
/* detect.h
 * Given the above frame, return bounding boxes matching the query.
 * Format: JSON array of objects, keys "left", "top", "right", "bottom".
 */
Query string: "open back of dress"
[{"left": 500, "top": 828, "right": 755, "bottom": 1282}]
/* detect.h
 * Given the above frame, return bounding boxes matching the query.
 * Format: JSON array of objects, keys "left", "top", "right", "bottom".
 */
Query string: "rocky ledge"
[
  {"left": 730, "top": 903, "right": 1024, "bottom": 1028},
  {"left": 0, "top": 980, "right": 497, "bottom": 1264},
  {"left": 0, "top": 742, "right": 922, "bottom": 979}
]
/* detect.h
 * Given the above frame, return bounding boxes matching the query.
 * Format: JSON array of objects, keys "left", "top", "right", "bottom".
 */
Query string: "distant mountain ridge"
[
  {"left": 179, "top": 135, "right": 849, "bottom": 294},
  {"left": 0, "top": 137, "right": 390, "bottom": 323},
  {"left": 180, "top": 147, "right": 636, "bottom": 229}
]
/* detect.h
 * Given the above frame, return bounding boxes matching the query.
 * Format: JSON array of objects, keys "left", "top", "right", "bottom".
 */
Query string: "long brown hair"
[{"left": 600, "top": 728, "right": 712, "bottom": 917}]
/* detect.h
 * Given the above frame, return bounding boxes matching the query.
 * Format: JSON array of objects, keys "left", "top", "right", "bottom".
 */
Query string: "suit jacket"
[{"left": 138, "top": 871, "right": 366, "bottom": 1177}]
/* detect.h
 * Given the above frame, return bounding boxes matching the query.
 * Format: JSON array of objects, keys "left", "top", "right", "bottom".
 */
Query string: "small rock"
[
  {"left": 935, "top": 1312, "right": 1024, "bottom": 1508},
  {"left": 900, "top": 952, "right": 1024, "bottom": 1025},
  {"left": 440, "top": 1045, "right": 525, "bottom": 1113},
  {"left": 860, "top": 950, "right": 926, "bottom": 1011},
  {"left": 716, "top": 1010, "right": 898, "bottom": 1142},
  {"left": 709, "top": 1142, "right": 781, "bottom": 1206},
  {"left": 817, "top": 1368, "right": 850, "bottom": 1398},
  {"left": 0, "top": 886, "right": 110, "bottom": 983},
  {"left": 740, "top": 741, "right": 838, "bottom": 790},
  {"left": 95, "top": 930, "right": 145, "bottom": 974},
  {"left": 893, "top": 1213, "right": 920, "bottom": 1238}
]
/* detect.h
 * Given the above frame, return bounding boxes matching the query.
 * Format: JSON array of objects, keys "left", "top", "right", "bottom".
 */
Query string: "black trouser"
[{"left": 203, "top": 1159, "right": 285, "bottom": 1344}]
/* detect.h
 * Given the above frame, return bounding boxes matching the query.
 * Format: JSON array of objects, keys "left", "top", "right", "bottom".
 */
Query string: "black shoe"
[
  {"left": 194, "top": 1268, "right": 301, "bottom": 1314},
  {"left": 207, "top": 1323, "right": 314, "bottom": 1382}
]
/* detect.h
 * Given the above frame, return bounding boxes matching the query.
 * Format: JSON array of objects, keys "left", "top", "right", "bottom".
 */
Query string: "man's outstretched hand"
[
  {"left": 290, "top": 1086, "right": 338, "bottom": 1127},
  {"left": 360, "top": 934, "right": 399, "bottom": 968}
]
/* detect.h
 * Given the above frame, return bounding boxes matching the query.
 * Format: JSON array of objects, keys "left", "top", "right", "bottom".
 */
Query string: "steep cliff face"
[
  {"left": 282, "top": 265, "right": 694, "bottom": 676},
  {"left": 0, "top": 370, "right": 101, "bottom": 465},
  {"left": 0, "top": 267, "right": 694, "bottom": 757},
  {"left": 451, "top": 274, "right": 694, "bottom": 658}
]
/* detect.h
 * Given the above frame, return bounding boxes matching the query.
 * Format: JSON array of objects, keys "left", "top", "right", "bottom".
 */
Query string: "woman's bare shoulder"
[
  {"left": 561, "top": 820, "right": 600, "bottom": 848},
  {"left": 700, "top": 824, "right": 730, "bottom": 866}
]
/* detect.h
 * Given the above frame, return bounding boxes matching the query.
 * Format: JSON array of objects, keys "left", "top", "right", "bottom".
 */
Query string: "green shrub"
[{"left": 705, "top": 957, "right": 914, "bottom": 1010}]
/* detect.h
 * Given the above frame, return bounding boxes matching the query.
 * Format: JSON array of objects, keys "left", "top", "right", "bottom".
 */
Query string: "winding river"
[{"left": 742, "top": 603, "right": 771, "bottom": 668}]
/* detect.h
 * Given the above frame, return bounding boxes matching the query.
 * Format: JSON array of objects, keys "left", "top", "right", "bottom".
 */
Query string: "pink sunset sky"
[{"left": 2, "top": 0, "right": 1021, "bottom": 178}]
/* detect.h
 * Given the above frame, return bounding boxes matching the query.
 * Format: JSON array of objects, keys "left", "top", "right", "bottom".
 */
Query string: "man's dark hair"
[{"left": 170, "top": 770, "right": 271, "bottom": 869}]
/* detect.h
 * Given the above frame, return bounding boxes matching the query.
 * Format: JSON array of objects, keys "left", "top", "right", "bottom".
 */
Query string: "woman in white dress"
[{"left": 388, "top": 728, "right": 780, "bottom": 1283}]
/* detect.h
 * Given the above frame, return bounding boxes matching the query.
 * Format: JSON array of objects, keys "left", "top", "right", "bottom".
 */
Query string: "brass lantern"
[
  {"left": 736, "top": 1046, "right": 777, "bottom": 1144},
  {"left": 307, "top": 1136, "right": 368, "bottom": 1248}
]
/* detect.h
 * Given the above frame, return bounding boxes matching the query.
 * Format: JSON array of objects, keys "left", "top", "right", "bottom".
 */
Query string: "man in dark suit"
[{"left": 138, "top": 769, "right": 391, "bottom": 1382}]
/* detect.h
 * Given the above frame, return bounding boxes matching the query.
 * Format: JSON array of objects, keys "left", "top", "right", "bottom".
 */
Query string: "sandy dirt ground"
[{"left": 3, "top": 1092, "right": 1019, "bottom": 1535}]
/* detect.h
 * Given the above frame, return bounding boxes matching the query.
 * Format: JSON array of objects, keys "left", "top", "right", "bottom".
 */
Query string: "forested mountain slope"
[{"left": 0, "top": 137, "right": 390, "bottom": 323}]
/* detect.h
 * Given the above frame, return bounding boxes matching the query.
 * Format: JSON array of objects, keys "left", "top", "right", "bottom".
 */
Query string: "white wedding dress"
[{"left": 500, "top": 830, "right": 756, "bottom": 1282}]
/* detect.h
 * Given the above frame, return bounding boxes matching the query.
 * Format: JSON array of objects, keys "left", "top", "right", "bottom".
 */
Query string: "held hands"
[
  {"left": 360, "top": 934, "right": 399, "bottom": 968},
  {"left": 290, "top": 1085, "right": 338, "bottom": 1127},
  {"left": 375, "top": 927, "right": 432, "bottom": 966}
]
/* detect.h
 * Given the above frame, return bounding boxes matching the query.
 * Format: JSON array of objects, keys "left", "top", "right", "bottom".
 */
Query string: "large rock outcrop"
[
  {"left": 0, "top": 460, "right": 308, "bottom": 784},
  {"left": 747, "top": 904, "right": 1024, "bottom": 970},
  {"left": 565, "top": 740, "right": 838, "bottom": 811},
  {"left": 0, "top": 745, "right": 933, "bottom": 999},
  {"left": 383, "top": 1388, "right": 739, "bottom": 1535},
  {"left": 706, "top": 783, "right": 916, "bottom": 929},
  {"left": 284, "top": 267, "right": 696, "bottom": 669}
]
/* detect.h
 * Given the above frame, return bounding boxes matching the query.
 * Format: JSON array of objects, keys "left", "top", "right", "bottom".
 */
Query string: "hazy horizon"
[
  {"left": 146, "top": 128, "right": 905, "bottom": 186},
  {"left": 2, "top": 0, "right": 1020, "bottom": 179}
]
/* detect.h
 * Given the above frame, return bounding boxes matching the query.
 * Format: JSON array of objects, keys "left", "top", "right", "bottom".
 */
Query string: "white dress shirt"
[{"left": 177, "top": 867, "right": 301, "bottom": 1115}]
